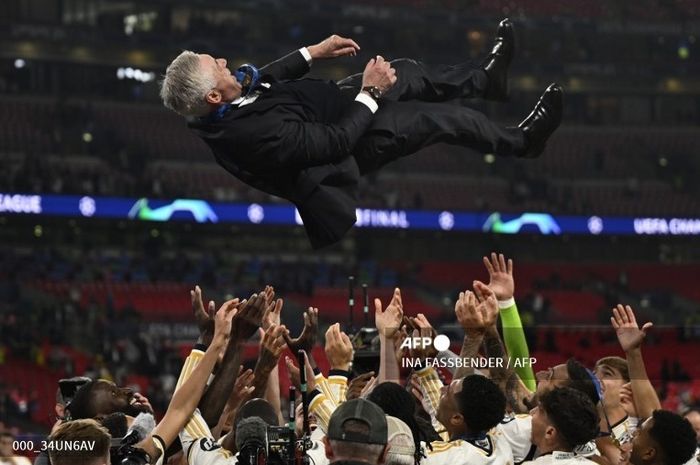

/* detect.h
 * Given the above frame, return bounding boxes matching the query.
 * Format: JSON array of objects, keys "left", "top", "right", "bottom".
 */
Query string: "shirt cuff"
[
  {"left": 299, "top": 47, "right": 313, "bottom": 65},
  {"left": 355, "top": 92, "right": 379, "bottom": 113},
  {"left": 498, "top": 297, "right": 515, "bottom": 309}
]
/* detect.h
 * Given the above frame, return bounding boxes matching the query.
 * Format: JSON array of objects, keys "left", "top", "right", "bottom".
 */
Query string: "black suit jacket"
[{"left": 188, "top": 50, "right": 375, "bottom": 249}]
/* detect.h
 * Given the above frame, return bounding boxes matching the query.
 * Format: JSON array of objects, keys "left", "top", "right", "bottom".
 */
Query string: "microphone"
[
  {"left": 236, "top": 417, "right": 268, "bottom": 465},
  {"left": 129, "top": 412, "right": 156, "bottom": 441}
]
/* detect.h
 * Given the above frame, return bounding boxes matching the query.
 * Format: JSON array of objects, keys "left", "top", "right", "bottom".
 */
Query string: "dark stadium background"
[{"left": 0, "top": 0, "right": 699, "bottom": 441}]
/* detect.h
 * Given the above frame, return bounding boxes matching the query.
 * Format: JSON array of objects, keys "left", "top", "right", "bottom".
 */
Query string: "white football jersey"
[
  {"left": 422, "top": 432, "right": 514, "bottom": 465},
  {"left": 494, "top": 415, "right": 535, "bottom": 464},
  {"left": 180, "top": 408, "right": 238, "bottom": 465},
  {"left": 523, "top": 451, "right": 597, "bottom": 465}
]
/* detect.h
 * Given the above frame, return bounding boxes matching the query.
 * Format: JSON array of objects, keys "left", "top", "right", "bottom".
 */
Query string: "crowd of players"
[{"left": 1, "top": 253, "right": 698, "bottom": 465}]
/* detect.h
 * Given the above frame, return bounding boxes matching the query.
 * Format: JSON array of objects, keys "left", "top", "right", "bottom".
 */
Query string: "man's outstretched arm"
[{"left": 261, "top": 35, "right": 360, "bottom": 81}]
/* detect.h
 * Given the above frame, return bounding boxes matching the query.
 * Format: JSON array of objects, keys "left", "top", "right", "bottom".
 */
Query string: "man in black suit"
[{"left": 161, "top": 20, "right": 562, "bottom": 249}]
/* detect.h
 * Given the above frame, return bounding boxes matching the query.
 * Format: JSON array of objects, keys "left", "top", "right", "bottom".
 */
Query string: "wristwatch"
[{"left": 362, "top": 86, "right": 382, "bottom": 100}]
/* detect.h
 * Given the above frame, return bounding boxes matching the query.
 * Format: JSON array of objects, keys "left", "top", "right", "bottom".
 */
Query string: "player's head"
[
  {"left": 594, "top": 356, "right": 629, "bottom": 408},
  {"left": 67, "top": 379, "right": 148, "bottom": 420},
  {"left": 0, "top": 432, "right": 14, "bottom": 458},
  {"left": 530, "top": 387, "right": 600, "bottom": 452},
  {"left": 161, "top": 51, "right": 242, "bottom": 117},
  {"left": 48, "top": 419, "right": 111, "bottom": 465},
  {"left": 437, "top": 375, "right": 505, "bottom": 438},
  {"left": 629, "top": 410, "right": 697, "bottom": 465},
  {"left": 368, "top": 382, "right": 427, "bottom": 461},
  {"left": 534, "top": 358, "right": 598, "bottom": 407}
]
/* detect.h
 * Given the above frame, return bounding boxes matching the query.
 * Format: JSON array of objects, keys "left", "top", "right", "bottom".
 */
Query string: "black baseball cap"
[{"left": 327, "top": 399, "right": 387, "bottom": 445}]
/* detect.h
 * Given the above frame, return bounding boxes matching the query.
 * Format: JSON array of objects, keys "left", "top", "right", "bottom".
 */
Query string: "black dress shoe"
[
  {"left": 483, "top": 18, "right": 515, "bottom": 102},
  {"left": 517, "top": 83, "right": 563, "bottom": 158}
]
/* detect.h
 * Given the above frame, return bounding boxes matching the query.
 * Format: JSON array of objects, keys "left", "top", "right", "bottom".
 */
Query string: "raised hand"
[
  {"left": 619, "top": 382, "right": 638, "bottom": 418},
  {"left": 284, "top": 352, "right": 316, "bottom": 392},
  {"left": 191, "top": 285, "right": 215, "bottom": 346},
  {"left": 324, "top": 323, "right": 354, "bottom": 371},
  {"left": 231, "top": 292, "right": 267, "bottom": 340},
  {"left": 213, "top": 298, "right": 241, "bottom": 345},
  {"left": 375, "top": 288, "right": 403, "bottom": 338},
  {"left": 347, "top": 371, "right": 376, "bottom": 400},
  {"left": 261, "top": 286, "right": 281, "bottom": 330},
  {"left": 611, "top": 304, "right": 653, "bottom": 353},
  {"left": 283, "top": 307, "right": 319, "bottom": 353},
  {"left": 307, "top": 34, "right": 361, "bottom": 59},
  {"left": 455, "top": 283, "right": 498, "bottom": 335},
  {"left": 410, "top": 313, "right": 439, "bottom": 359},
  {"left": 362, "top": 55, "right": 397, "bottom": 94},
  {"left": 260, "top": 324, "right": 288, "bottom": 361},
  {"left": 482, "top": 252, "right": 514, "bottom": 301}
]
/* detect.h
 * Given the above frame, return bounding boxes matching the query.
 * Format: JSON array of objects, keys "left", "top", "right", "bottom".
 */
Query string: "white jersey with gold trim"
[{"left": 422, "top": 432, "right": 514, "bottom": 465}]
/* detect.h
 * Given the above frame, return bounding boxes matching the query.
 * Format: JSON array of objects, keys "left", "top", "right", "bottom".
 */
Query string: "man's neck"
[{"left": 537, "top": 442, "right": 573, "bottom": 456}]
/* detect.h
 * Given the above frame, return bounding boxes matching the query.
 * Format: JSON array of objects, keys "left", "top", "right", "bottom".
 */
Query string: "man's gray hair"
[
  {"left": 329, "top": 439, "right": 386, "bottom": 463},
  {"left": 160, "top": 50, "right": 216, "bottom": 117}
]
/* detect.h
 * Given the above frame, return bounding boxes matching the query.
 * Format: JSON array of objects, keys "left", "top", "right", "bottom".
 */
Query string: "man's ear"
[
  {"left": 642, "top": 446, "right": 657, "bottom": 462},
  {"left": 450, "top": 412, "right": 464, "bottom": 427},
  {"left": 206, "top": 89, "right": 222, "bottom": 104},
  {"left": 544, "top": 425, "right": 556, "bottom": 443},
  {"left": 322, "top": 436, "right": 334, "bottom": 460}
]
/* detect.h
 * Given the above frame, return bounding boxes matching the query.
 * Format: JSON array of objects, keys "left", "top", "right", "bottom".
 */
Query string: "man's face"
[
  {"left": 594, "top": 364, "right": 625, "bottom": 407},
  {"left": 91, "top": 380, "right": 145, "bottom": 417},
  {"left": 535, "top": 364, "right": 569, "bottom": 400},
  {"left": 684, "top": 411, "right": 700, "bottom": 443},
  {"left": 629, "top": 417, "right": 655, "bottom": 465},
  {"left": 0, "top": 434, "right": 13, "bottom": 457},
  {"left": 529, "top": 405, "right": 550, "bottom": 449},
  {"left": 437, "top": 378, "right": 463, "bottom": 430},
  {"left": 198, "top": 54, "right": 242, "bottom": 104}
]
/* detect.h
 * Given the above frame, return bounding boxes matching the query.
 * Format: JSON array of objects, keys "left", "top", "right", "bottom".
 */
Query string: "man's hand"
[
  {"left": 307, "top": 34, "right": 360, "bottom": 60},
  {"left": 362, "top": 56, "right": 397, "bottom": 94},
  {"left": 619, "top": 382, "right": 638, "bottom": 418},
  {"left": 409, "top": 313, "right": 439, "bottom": 359},
  {"left": 611, "top": 304, "right": 653, "bottom": 353},
  {"left": 284, "top": 353, "right": 316, "bottom": 392},
  {"left": 483, "top": 252, "right": 515, "bottom": 301},
  {"left": 375, "top": 288, "right": 403, "bottom": 339},
  {"left": 259, "top": 325, "right": 288, "bottom": 363},
  {"left": 131, "top": 392, "right": 154, "bottom": 414},
  {"left": 455, "top": 283, "right": 498, "bottom": 336},
  {"left": 347, "top": 371, "right": 376, "bottom": 400},
  {"left": 213, "top": 298, "right": 241, "bottom": 346},
  {"left": 231, "top": 292, "right": 266, "bottom": 340},
  {"left": 324, "top": 323, "right": 354, "bottom": 371},
  {"left": 283, "top": 307, "right": 319, "bottom": 353},
  {"left": 262, "top": 286, "right": 282, "bottom": 330},
  {"left": 191, "top": 285, "right": 215, "bottom": 346}
]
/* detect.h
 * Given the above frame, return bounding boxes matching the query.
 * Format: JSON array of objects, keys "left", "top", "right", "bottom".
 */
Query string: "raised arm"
[
  {"left": 198, "top": 289, "right": 268, "bottom": 426},
  {"left": 611, "top": 304, "right": 660, "bottom": 419},
  {"left": 260, "top": 35, "right": 360, "bottom": 81},
  {"left": 136, "top": 298, "right": 239, "bottom": 462},
  {"left": 482, "top": 253, "right": 535, "bottom": 391},
  {"left": 375, "top": 288, "right": 404, "bottom": 384}
]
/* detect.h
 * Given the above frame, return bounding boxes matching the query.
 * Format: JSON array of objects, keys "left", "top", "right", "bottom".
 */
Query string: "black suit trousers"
[{"left": 338, "top": 58, "right": 525, "bottom": 174}]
